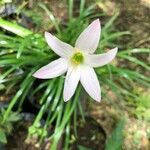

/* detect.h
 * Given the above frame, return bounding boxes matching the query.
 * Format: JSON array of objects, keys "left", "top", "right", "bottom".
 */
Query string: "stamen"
[{"left": 71, "top": 52, "right": 84, "bottom": 65}]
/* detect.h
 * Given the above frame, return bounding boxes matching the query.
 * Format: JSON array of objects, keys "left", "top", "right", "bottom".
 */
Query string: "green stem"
[
  {"left": 64, "top": 122, "right": 70, "bottom": 150},
  {"left": 39, "top": 80, "right": 56, "bottom": 104},
  {"left": 79, "top": 0, "right": 85, "bottom": 16},
  {"left": 18, "top": 79, "right": 34, "bottom": 111},
  {"left": 49, "top": 86, "right": 81, "bottom": 140},
  {"left": 33, "top": 105, "right": 45, "bottom": 126},
  {"left": 39, "top": 105, "right": 53, "bottom": 144},
  {"left": 51, "top": 100, "right": 64, "bottom": 150},
  {"left": 73, "top": 105, "right": 77, "bottom": 138},
  {"left": 33, "top": 90, "right": 56, "bottom": 127},
  {"left": 0, "top": 18, "right": 32, "bottom": 37},
  {"left": 68, "top": 0, "right": 74, "bottom": 21},
  {"left": 2, "top": 74, "right": 33, "bottom": 122},
  {"left": 78, "top": 100, "right": 85, "bottom": 122},
  {"left": 51, "top": 77, "right": 64, "bottom": 111}
]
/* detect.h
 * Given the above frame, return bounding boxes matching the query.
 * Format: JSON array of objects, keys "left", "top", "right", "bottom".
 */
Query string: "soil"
[
  {"left": 5, "top": 116, "right": 105, "bottom": 150},
  {"left": 90, "top": 1, "right": 150, "bottom": 149},
  {"left": 1, "top": 0, "right": 149, "bottom": 149},
  {"left": 115, "top": 0, "right": 150, "bottom": 48},
  {"left": 6, "top": 122, "right": 37, "bottom": 150},
  {"left": 5, "top": 113, "right": 42, "bottom": 150},
  {"left": 71, "top": 117, "right": 106, "bottom": 150}
]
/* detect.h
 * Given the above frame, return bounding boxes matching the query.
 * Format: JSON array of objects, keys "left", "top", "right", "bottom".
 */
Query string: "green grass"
[
  {"left": 105, "top": 119, "right": 125, "bottom": 150},
  {"left": 0, "top": 0, "right": 149, "bottom": 149}
]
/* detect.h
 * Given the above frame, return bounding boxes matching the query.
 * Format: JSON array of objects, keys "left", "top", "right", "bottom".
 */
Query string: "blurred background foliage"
[{"left": 0, "top": 0, "right": 150, "bottom": 149}]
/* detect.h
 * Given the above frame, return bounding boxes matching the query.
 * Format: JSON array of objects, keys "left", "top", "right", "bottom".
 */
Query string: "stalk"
[
  {"left": 2, "top": 73, "right": 33, "bottom": 122},
  {"left": 0, "top": 18, "right": 32, "bottom": 37}
]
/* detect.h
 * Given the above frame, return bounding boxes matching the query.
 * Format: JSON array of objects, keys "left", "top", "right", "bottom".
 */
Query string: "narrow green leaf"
[
  {"left": 79, "top": 0, "right": 85, "bottom": 16},
  {"left": 68, "top": 0, "right": 74, "bottom": 21},
  {"left": 105, "top": 120, "right": 125, "bottom": 150},
  {"left": 103, "top": 12, "right": 119, "bottom": 31},
  {"left": 0, "top": 130, "right": 7, "bottom": 144},
  {"left": 0, "top": 18, "right": 32, "bottom": 37},
  {"left": 78, "top": 145, "right": 92, "bottom": 150}
]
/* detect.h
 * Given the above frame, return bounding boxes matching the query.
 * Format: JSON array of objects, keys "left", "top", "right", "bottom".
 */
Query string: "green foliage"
[
  {"left": 78, "top": 145, "right": 92, "bottom": 150},
  {"left": 0, "top": 130, "right": 7, "bottom": 144},
  {"left": 0, "top": 0, "right": 149, "bottom": 148},
  {"left": 0, "top": 109, "right": 21, "bottom": 143},
  {"left": 134, "top": 92, "right": 150, "bottom": 121},
  {"left": 0, "top": 0, "right": 12, "bottom": 5},
  {"left": 105, "top": 120, "right": 125, "bottom": 150},
  {"left": 0, "top": 18, "right": 32, "bottom": 37}
]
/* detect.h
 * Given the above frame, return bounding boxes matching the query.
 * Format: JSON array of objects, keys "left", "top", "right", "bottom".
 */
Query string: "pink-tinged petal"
[
  {"left": 80, "top": 66, "right": 101, "bottom": 102},
  {"left": 75, "top": 19, "right": 101, "bottom": 54},
  {"left": 45, "top": 32, "right": 74, "bottom": 57},
  {"left": 63, "top": 66, "right": 80, "bottom": 102},
  {"left": 33, "top": 58, "right": 68, "bottom": 79},
  {"left": 85, "top": 47, "right": 118, "bottom": 68}
]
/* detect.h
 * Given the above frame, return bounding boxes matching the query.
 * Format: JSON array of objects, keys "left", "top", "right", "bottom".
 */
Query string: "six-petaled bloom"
[{"left": 33, "top": 19, "right": 118, "bottom": 102}]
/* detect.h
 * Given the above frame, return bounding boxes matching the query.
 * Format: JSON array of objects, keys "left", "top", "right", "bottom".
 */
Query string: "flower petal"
[
  {"left": 45, "top": 32, "right": 74, "bottom": 57},
  {"left": 75, "top": 19, "right": 101, "bottom": 54},
  {"left": 63, "top": 66, "right": 80, "bottom": 102},
  {"left": 85, "top": 47, "right": 118, "bottom": 68},
  {"left": 33, "top": 58, "right": 68, "bottom": 79},
  {"left": 80, "top": 66, "right": 101, "bottom": 102}
]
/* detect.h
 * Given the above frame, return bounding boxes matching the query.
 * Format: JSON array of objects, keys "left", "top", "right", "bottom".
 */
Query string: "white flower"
[{"left": 33, "top": 19, "right": 118, "bottom": 102}]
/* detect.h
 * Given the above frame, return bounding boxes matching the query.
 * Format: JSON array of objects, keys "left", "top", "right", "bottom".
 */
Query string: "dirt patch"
[
  {"left": 116, "top": 0, "right": 150, "bottom": 48},
  {"left": 71, "top": 116, "right": 106, "bottom": 150}
]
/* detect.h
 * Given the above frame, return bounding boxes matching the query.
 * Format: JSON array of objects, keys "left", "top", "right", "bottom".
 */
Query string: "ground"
[{"left": 1, "top": 0, "right": 150, "bottom": 149}]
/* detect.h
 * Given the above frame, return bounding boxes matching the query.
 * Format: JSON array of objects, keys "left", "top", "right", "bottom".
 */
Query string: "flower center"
[{"left": 71, "top": 52, "right": 84, "bottom": 65}]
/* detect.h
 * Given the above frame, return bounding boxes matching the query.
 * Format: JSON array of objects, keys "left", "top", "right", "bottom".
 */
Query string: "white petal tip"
[
  {"left": 32, "top": 72, "right": 40, "bottom": 78},
  {"left": 109, "top": 47, "right": 118, "bottom": 57},
  {"left": 64, "top": 99, "right": 68, "bottom": 102},
  {"left": 112, "top": 47, "right": 118, "bottom": 53},
  {"left": 63, "top": 97, "right": 70, "bottom": 102},
  {"left": 63, "top": 92, "right": 74, "bottom": 102},
  {"left": 93, "top": 95, "right": 101, "bottom": 102},
  {"left": 44, "top": 31, "right": 47, "bottom": 36},
  {"left": 92, "top": 19, "right": 100, "bottom": 28},
  {"left": 32, "top": 73, "right": 45, "bottom": 79},
  {"left": 113, "top": 47, "right": 118, "bottom": 52},
  {"left": 45, "top": 31, "right": 51, "bottom": 38},
  {"left": 44, "top": 32, "right": 55, "bottom": 40},
  {"left": 63, "top": 93, "right": 71, "bottom": 102},
  {"left": 95, "top": 99, "right": 101, "bottom": 103}
]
